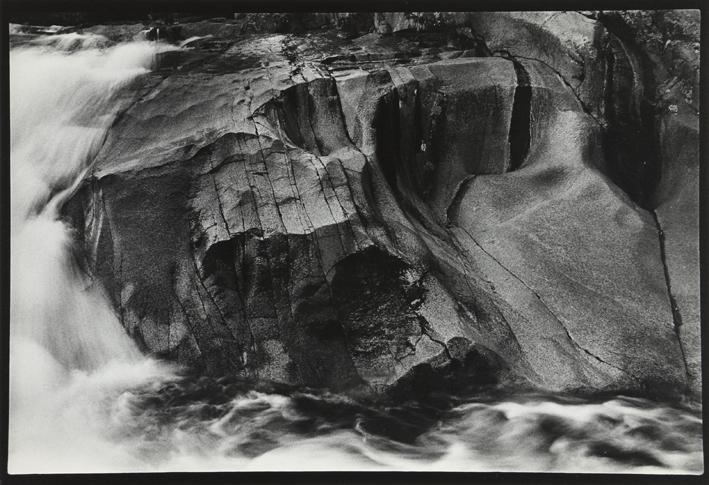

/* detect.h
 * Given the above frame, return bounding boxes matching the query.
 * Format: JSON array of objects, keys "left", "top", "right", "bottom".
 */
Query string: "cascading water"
[
  {"left": 9, "top": 33, "right": 180, "bottom": 473},
  {"left": 8, "top": 27, "right": 703, "bottom": 475}
]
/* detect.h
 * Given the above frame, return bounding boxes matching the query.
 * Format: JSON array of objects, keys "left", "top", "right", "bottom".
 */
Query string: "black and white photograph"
[{"left": 3, "top": 4, "right": 704, "bottom": 477}]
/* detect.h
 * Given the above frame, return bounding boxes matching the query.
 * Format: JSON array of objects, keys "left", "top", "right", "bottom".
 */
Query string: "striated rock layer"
[{"left": 59, "top": 11, "right": 700, "bottom": 398}]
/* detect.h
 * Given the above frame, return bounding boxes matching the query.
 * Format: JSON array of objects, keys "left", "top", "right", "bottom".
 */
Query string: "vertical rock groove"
[
  {"left": 598, "top": 13, "right": 662, "bottom": 209},
  {"left": 508, "top": 60, "right": 531, "bottom": 171},
  {"left": 651, "top": 210, "right": 689, "bottom": 385},
  {"left": 603, "top": 36, "right": 616, "bottom": 136}
]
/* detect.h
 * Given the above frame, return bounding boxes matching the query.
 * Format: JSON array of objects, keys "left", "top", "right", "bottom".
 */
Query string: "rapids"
[{"left": 7, "top": 26, "right": 703, "bottom": 474}]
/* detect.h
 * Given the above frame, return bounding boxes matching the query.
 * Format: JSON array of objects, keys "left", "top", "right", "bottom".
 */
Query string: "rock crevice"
[
  {"left": 651, "top": 210, "right": 689, "bottom": 385},
  {"left": 508, "top": 59, "right": 532, "bottom": 171}
]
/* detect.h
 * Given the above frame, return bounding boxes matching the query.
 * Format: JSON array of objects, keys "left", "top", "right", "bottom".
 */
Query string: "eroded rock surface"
[{"left": 56, "top": 11, "right": 700, "bottom": 398}]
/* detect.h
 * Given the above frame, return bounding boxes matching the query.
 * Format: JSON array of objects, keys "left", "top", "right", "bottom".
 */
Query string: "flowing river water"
[{"left": 7, "top": 29, "right": 704, "bottom": 474}]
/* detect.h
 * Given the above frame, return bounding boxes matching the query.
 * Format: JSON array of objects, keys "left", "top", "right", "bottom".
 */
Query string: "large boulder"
[{"left": 63, "top": 10, "right": 699, "bottom": 398}]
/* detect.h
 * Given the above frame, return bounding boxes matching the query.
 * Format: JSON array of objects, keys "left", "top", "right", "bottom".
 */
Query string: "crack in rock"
[
  {"left": 416, "top": 314, "right": 453, "bottom": 361},
  {"left": 457, "top": 226, "right": 639, "bottom": 383},
  {"left": 508, "top": 59, "right": 532, "bottom": 171},
  {"left": 651, "top": 210, "right": 690, "bottom": 387}
]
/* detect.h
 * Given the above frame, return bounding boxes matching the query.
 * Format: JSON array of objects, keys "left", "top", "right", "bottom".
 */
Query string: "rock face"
[
  {"left": 611, "top": 10, "right": 701, "bottom": 395},
  {"left": 61, "top": 11, "right": 700, "bottom": 398}
]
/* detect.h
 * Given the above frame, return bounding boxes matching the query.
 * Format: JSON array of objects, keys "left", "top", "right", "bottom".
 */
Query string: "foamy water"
[
  {"left": 8, "top": 27, "right": 704, "bottom": 475},
  {"left": 9, "top": 31, "right": 180, "bottom": 473}
]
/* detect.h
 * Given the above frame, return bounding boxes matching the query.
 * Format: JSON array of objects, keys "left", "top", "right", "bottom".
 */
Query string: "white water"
[
  {"left": 8, "top": 31, "right": 703, "bottom": 475},
  {"left": 9, "top": 35, "right": 180, "bottom": 473}
]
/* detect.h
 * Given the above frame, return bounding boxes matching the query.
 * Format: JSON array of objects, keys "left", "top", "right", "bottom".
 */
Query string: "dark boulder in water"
[{"left": 62, "top": 11, "right": 700, "bottom": 399}]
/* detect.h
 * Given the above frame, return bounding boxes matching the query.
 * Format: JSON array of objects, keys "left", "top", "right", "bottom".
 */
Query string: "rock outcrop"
[
  {"left": 57, "top": 10, "right": 700, "bottom": 398},
  {"left": 605, "top": 10, "right": 701, "bottom": 395}
]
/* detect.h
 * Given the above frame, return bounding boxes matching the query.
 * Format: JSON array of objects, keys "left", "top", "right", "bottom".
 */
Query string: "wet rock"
[
  {"left": 63, "top": 10, "right": 699, "bottom": 399},
  {"left": 448, "top": 59, "right": 684, "bottom": 393},
  {"left": 598, "top": 10, "right": 701, "bottom": 395},
  {"left": 654, "top": 112, "right": 700, "bottom": 394}
]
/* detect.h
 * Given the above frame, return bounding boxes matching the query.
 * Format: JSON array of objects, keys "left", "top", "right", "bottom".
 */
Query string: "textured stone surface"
[
  {"left": 619, "top": 9, "right": 701, "bottom": 395},
  {"left": 60, "top": 11, "right": 700, "bottom": 398}
]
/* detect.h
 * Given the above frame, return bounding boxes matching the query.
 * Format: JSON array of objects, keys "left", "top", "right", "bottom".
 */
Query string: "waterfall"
[{"left": 8, "top": 33, "right": 178, "bottom": 473}]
